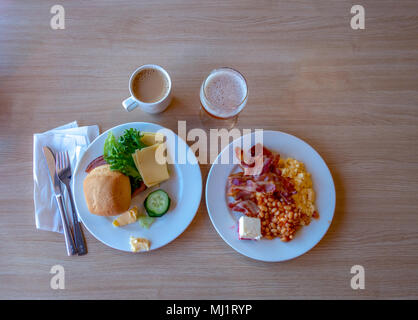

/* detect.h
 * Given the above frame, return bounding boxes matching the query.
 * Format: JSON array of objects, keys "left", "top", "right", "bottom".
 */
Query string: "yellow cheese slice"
[
  {"left": 140, "top": 132, "right": 164, "bottom": 146},
  {"left": 134, "top": 144, "right": 169, "bottom": 187},
  {"left": 112, "top": 206, "right": 139, "bottom": 227},
  {"left": 132, "top": 152, "right": 140, "bottom": 171}
]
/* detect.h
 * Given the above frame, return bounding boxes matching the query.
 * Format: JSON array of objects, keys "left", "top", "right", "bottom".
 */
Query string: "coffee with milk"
[{"left": 131, "top": 68, "right": 169, "bottom": 103}]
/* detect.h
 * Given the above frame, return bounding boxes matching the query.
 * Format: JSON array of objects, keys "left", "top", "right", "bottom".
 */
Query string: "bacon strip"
[
  {"left": 131, "top": 182, "right": 147, "bottom": 198},
  {"left": 85, "top": 155, "right": 107, "bottom": 173},
  {"left": 228, "top": 200, "right": 259, "bottom": 217},
  {"left": 227, "top": 145, "right": 297, "bottom": 216}
]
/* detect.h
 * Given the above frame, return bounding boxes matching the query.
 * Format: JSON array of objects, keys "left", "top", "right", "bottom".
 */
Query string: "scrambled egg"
[{"left": 279, "top": 158, "right": 316, "bottom": 217}]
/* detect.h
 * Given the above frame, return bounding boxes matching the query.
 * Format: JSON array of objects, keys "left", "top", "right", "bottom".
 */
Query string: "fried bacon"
[
  {"left": 131, "top": 181, "right": 147, "bottom": 198},
  {"left": 228, "top": 200, "right": 260, "bottom": 217},
  {"left": 85, "top": 155, "right": 107, "bottom": 173},
  {"left": 227, "top": 145, "right": 297, "bottom": 216}
]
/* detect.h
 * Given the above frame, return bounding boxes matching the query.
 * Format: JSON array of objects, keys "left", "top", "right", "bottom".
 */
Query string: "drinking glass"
[{"left": 199, "top": 67, "right": 248, "bottom": 129}]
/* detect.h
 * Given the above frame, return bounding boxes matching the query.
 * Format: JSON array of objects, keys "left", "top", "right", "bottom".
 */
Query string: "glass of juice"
[{"left": 199, "top": 67, "right": 248, "bottom": 129}]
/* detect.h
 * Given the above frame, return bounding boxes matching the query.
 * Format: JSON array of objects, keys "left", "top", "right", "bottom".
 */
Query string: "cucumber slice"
[{"left": 144, "top": 189, "right": 171, "bottom": 217}]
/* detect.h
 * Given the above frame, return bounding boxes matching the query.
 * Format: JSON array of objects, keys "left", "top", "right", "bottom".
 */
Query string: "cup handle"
[{"left": 122, "top": 96, "right": 139, "bottom": 112}]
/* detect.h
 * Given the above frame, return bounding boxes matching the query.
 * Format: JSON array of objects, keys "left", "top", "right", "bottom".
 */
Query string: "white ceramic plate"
[
  {"left": 206, "top": 130, "right": 335, "bottom": 262},
  {"left": 72, "top": 122, "right": 202, "bottom": 252}
]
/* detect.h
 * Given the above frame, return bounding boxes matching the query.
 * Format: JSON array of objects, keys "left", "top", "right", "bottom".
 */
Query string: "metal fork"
[{"left": 56, "top": 151, "right": 87, "bottom": 255}]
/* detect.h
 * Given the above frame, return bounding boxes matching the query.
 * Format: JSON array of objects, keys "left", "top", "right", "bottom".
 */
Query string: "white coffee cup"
[{"left": 122, "top": 64, "right": 172, "bottom": 114}]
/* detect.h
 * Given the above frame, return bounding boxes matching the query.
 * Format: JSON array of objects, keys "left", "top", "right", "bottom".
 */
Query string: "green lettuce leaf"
[
  {"left": 103, "top": 129, "right": 147, "bottom": 188},
  {"left": 138, "top": 215, "right": 155, "bottom": 229}
]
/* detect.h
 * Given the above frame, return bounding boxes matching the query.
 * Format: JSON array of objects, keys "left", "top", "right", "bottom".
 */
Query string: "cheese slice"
[
  {"left": 112, "top": 206, "right": 139, "bottom": 227},
  {"left": 134, "top": 144, "right": 169, "bottom": 187},
  {"left": 132, "top": 152, "right": 140, "bottom": 172},
  {"left": 140, "top": 132, "right": 164, "bottom": 146}
]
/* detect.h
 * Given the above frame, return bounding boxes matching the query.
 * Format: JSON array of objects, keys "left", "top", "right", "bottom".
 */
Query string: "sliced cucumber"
[{"left": 144, "top": 189, "right": 171, "bottom": 217}]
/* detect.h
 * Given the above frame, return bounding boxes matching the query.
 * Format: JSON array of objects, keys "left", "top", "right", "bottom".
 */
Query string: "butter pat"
[
  {"left": 112, "top": 206, "right": 139, "bottom": 227},
  {"left": 133, "top": 144, "right": 169, "bottom": 187},
  {"left": 129, "top": 236, "right": 150, "bottom": 252},
  {"left": 238, "top": 216, "right": 262, "bottom": 240}
]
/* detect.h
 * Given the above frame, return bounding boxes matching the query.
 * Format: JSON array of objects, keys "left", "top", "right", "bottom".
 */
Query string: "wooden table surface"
[{"left": 1, "top": 0, "right": 417, "bottom": 299}]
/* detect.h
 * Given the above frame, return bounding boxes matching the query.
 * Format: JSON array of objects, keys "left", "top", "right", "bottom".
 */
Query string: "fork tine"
[
  {"left": 57, "top": 152, "right": 62, "bottom": 170},
  {"left": 61, "top": 152, "right": 65, "bottom": 169},
  {"left": 64, "top": 151, "right": 69, "bottom": 169},
  {"left": 65, "top": 151, "right": 71, "bottom": 170},
  {"left": 57, "top": 151, "right": 63, "bottom": 171},
  {"left": 55, "top": 152, "right": 60, "bottom": 170},
  {"left": 61, "top": 152, "right": 66, "bottom": 170}
]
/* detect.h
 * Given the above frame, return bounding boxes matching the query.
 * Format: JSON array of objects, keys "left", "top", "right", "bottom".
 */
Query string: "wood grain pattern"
[{"left": 0, "top": 0, "right": 417, "bottom": 299}]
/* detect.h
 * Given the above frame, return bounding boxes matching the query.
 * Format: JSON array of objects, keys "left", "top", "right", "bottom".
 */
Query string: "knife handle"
[
  {"left": 56, "top": 194, "right": 77, "bottom": 256},
  {"left": 63, "top": 181, "right": 87, "bottom": 256}
]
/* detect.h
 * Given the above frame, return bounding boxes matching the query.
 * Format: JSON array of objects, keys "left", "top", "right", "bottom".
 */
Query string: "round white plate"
[
  {"left": 73, "top": 122, "right": 202, "bottom": 252},
  {"left": 206, "top": 130, "right": 335, "bottom": 262}
]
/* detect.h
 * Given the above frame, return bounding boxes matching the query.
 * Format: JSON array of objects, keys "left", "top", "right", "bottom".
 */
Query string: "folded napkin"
[{"left": 33, "top": 121, "right": 100, "bottom": 233}]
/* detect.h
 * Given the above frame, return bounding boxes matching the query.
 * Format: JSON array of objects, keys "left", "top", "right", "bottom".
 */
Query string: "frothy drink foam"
[{"left": 201, "top": 68, "right": 247, "bottom": 118}]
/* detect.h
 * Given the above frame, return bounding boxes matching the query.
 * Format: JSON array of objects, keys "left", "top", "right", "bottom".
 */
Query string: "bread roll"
[{"left": 83, "top": 164, "right": 131, "bottom": 216}]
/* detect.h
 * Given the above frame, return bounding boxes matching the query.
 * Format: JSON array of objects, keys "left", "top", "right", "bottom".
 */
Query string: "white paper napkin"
[{"left": 33, "top": 121, "right": 100, "bottom": 233}]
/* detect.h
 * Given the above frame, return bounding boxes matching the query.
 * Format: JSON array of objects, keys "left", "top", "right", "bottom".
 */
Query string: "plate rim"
[
  {"left": 205, "top": 129, "right": 336, "bottom": 262},
  {"left": 72, "top": 121, "right": 202, "bottom": 252}
]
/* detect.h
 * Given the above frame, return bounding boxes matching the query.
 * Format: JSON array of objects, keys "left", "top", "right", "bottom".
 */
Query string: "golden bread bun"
[{"left": 83, "top": 164, "right": 131, "bottom": 216}]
